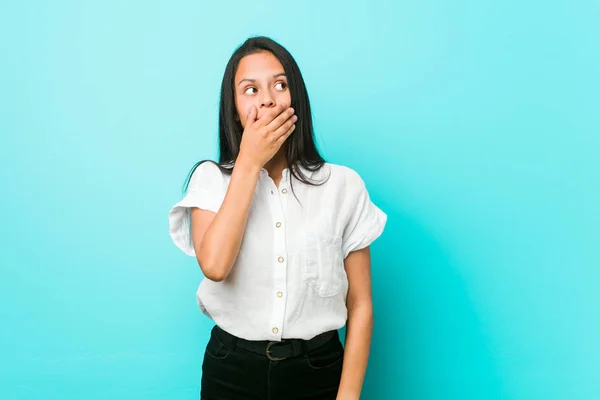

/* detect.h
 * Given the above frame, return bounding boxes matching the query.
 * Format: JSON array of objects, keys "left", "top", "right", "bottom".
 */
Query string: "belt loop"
[{"left": 300, "top": 339, "right": 309, "bottom": 355}]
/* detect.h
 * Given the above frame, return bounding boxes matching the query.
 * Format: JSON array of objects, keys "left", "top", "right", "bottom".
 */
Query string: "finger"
[
  {"left": 256, "top": 103, "right": 287, "bottom": 127},
  {"left": 276, "top": 123, "right": 296, "bottom": 144},
  {"left": 272, "top": 113, "right": 296, "bottom": 138},
  {"left": 275, "top": 121, "right": 296, "bottom": 143},
  {"left": 272, "top": 116, "right": 296, "bottom": 140},
  {"left": 266, "top": 107, "right": 296, "bottom": 132},
  {"left": 246, "top": 105, "right": 257, "bottom": 125}
]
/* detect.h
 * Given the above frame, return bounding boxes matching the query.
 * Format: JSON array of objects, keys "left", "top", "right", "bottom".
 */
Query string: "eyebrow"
[{"left": 237, "top": 73, "right": 287, "bottom": 87}]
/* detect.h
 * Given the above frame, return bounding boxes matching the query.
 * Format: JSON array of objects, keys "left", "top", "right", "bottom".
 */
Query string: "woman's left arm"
[{"left": 337, "top": 246, "right": 374, "bottom": 400}]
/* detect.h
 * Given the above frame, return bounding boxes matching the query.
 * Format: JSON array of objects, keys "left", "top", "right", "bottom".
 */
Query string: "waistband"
[{"left": 213, "top": 325, "right": 338, "bottom": 361}]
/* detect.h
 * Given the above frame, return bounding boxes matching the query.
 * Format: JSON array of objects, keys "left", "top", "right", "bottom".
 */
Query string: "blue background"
[{"left": 1, "top": 1, "right": 598, "bottom": 399}]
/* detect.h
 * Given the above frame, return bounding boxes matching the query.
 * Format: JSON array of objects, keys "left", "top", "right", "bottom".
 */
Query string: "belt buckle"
[{"left": 266, "top": 341, "right": 287, "bottom": 361}]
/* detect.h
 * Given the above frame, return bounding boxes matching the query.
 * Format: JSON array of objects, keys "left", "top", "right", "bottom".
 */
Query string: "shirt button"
[
  {"left": 281, "top": 188, "right": 288, "bottom": 194},
  {"left": 278, "top": 256, "right": 284, "bottom": 263},
  {"left": 275, "top": 222, "right": 282, "bottom": 228},
  {"left": 272, "top": 327, "right": 279, "bottom": 334},
  {"left": 277, "top": 291, "right": 283, "bottom": 298}
]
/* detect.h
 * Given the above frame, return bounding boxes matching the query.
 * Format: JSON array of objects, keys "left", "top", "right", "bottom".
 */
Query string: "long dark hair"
[{"left": 181, "top": 36, "right": 328, "bottom": 202}]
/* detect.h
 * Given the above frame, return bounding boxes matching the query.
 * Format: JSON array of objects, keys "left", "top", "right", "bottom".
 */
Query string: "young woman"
[{"left": 169, "top": 36, "right": 387, "bottom": 400}]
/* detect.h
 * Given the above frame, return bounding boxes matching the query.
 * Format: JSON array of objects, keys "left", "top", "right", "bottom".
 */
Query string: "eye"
[
  {"left": 275, "top": 82, "right": 288, "bottom": 90},
  {"left": 244, "top": 87, "right": 257, "bottom": 95}
]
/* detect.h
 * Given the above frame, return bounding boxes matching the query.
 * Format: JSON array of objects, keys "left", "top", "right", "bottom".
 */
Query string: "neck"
[{"left": 264, "top": 147, "right": 288, "bottom": 178}]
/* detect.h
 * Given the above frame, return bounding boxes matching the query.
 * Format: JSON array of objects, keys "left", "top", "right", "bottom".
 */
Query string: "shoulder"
[
  {"left": 188, "top": 160, "right": 226, "bottom": 190},
  {"left": 321, "top": 162, "right": 366, "bottom": 190},
  {"left": 192, "top": 160, "right": 223, "bottom": 176}
]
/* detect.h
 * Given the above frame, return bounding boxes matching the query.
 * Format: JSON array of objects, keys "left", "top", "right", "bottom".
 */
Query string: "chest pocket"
[{"left": 301, "top": 232, "right": 344, "bottom": 297}]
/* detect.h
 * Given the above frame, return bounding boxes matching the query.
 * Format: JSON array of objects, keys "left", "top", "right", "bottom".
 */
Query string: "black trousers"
[{"left": 201, "top": 325, "right": 344, "bottom": 400}]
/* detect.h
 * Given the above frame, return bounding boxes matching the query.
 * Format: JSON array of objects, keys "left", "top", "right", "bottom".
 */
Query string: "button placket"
[
  {"left": 279, "top": 170, "right": 291, "bottom": 218},
  {"left": 268, "top": 174, "right": 288, "bottom": 340}
]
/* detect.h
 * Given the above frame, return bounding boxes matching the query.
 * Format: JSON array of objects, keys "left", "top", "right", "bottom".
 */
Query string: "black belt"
[{"left": 213, "top": 325, "right": 338, "bottom": 361}]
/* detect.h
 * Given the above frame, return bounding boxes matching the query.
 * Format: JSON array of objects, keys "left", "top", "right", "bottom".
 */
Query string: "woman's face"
[{"left": 234, "top": 51, "right": 291, "bottom": 128}]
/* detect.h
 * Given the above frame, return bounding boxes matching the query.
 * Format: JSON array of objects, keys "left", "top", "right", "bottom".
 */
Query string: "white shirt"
[{"left": 168, "top": 161, "right": 387, "bottom": 341}]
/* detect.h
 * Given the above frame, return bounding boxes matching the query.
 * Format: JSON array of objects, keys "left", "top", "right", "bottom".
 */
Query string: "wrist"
[
  {"left": 336, "top": 394, "right": 360, "bottom": 400},
  {"left": 234, "top": 156, "right": 262, "bottom": 175}
]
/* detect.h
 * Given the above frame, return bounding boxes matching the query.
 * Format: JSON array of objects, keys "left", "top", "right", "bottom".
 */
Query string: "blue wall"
[{"left": 1, "top": 1, "right": 598, "bottom": 399}]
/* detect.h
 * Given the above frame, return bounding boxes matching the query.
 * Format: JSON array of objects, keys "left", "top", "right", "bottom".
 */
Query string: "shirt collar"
[{"left": 222, "top": 160, "right": 317, "bottom": 180}]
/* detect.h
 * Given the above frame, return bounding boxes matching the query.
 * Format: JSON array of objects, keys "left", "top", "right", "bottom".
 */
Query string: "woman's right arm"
[
  {"left": 189, "top": 103, "right": 296, "bottom": 281},
  {"left": 190, "top": 160, "right": 261, "bottom": 281}
]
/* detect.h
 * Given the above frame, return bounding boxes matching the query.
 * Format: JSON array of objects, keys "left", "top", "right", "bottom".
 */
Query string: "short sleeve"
[
  {"left": 168, "top": 161, "right": 226, "bottom": 257},
  {"left": 341, "top": 170, "right": 388, "bottom": 259}
]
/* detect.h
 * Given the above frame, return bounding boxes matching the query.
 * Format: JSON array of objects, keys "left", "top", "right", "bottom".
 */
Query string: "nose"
[{"left": 260, "top": 92, "right": 276, "bottom": 109}]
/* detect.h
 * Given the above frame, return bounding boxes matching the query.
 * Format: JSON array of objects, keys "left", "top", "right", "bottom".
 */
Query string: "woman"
[{"left": 169, "top": 36, "right": 387, "bottom": 400}]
